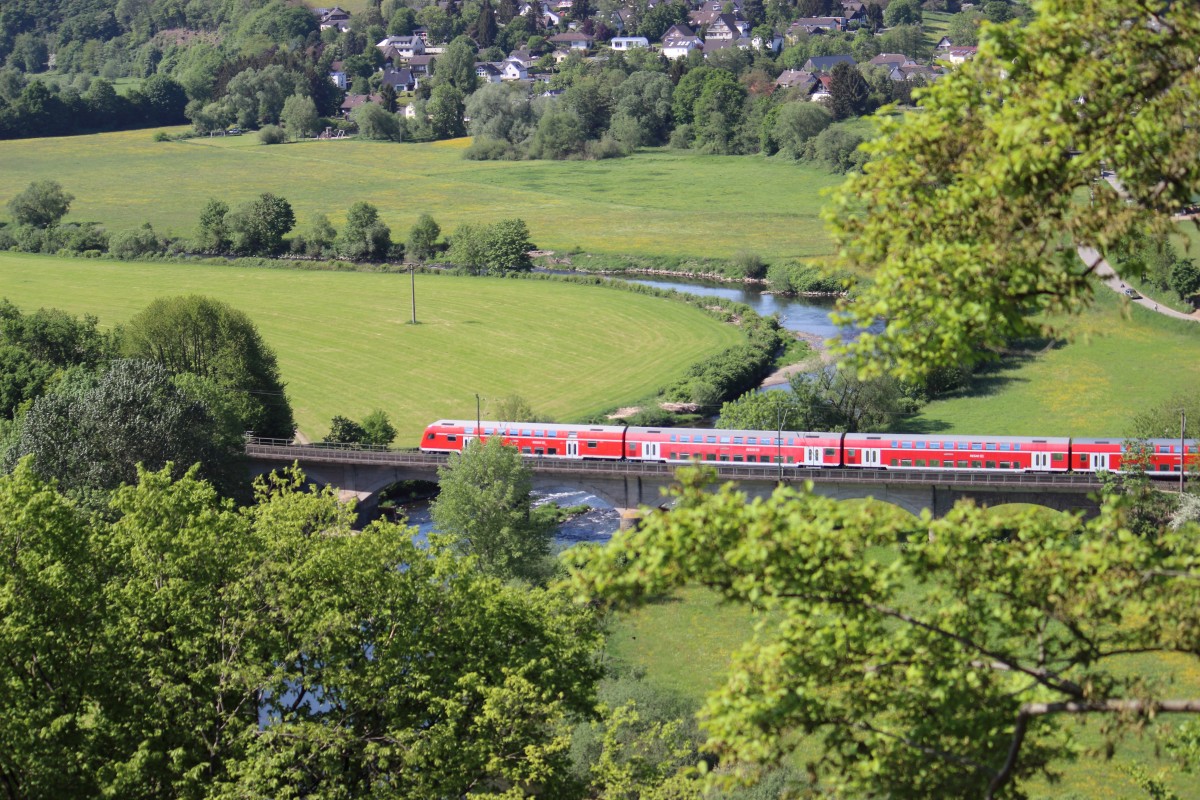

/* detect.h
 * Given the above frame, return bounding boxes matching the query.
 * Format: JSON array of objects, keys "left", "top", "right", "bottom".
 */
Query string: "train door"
[
  {"left": 566, "top": 437, "right": 580, "bottom": 458},
  {"left": 804, "top": 446, "right": 822, "bottom": 466},
  {"left": 462, "top": 435, "right": 475, "bottom": 450},
  {"left": 1090, "top": 453, "right": 1110, "bottom": 471},
  {"left": 643, "top": 442, "right": 660, "bottom": 460},
  {"left": 862, "top": 449, "right": 881, "bottom": 468},
  {"left": 1031, "top": 452, "right": 1050, "bottom": 471}
]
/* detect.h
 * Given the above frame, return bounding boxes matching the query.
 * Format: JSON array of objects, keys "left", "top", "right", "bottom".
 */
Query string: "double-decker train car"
[
  {"left": 420, "top": 420, "right": 1198, "bottom": 476},
  {"left": 1072, "top": 438, "right": 1199, "bottom": 476},
  {"left": 841, "top": 433, "right": 1071, "bottom": 472}
]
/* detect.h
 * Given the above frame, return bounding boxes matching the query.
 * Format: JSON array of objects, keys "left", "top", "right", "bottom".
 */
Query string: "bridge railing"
[{"left": 244, "top": 438, "right": 1103, "bottom": 490}]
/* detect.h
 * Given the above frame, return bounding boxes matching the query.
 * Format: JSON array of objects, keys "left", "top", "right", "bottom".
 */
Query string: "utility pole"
[
  {"left": 410, "top": 264, "right": 417, "bottom": 324},
  {"left": 776, "top": 402, "right": 785, "bottom": 484},
  {"left": 476, "top": 393, "right": 481, "bottom": 433},
  {"left": 1182, "top": 409, "right": 1187, "bottom": 495}
]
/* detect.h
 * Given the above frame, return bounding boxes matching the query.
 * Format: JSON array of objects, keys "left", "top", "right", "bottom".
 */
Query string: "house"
[
  {"left": 788, "top": 16, "right": 847, "bottom": 36},
  {"left": 752, "top": 32, "right": 784, "bottom": 53},
  {"left": 705, "top": 14, "right": 748, "bottom": 41},
  {"left": 507, "top": 49, "right": 535, "bottom": 69},
  {"left": 329, "top": 60, "right": 347, "bottom": 90},
  {"left": 520, "top": 1, "right": 562, "bottom": 26},
  {"left": 775, "top": 69, "right": 816, "bottom": 92},
  {"left": 548, "top": 31, "right": 594, "bottom": 51},
  {"left": 475, "top": 62, "right": 503, "bottom": 82},
  {"left": 840, "top": 1, "right": 866, "bottom": 22},
  {"left": 935, "top": 36, "right": 954, "bottom": 50},
  {"left": 942, "top": 46, "right": 978, "bottom": 64},
  {"left": 895, "top": 64, "right": 940, "bottom": 82},
  {"left": 810, "top": 74, "right": 833, "bottom": 102},
  {"left": 688, "top": 9, "right": 720, "bottom": 29},
  {"left": 315, "top": 6, "right": 352, "bottom": 31},
  {"left": 868, "top": 53, "right": 914, "bottom": 69},
  {"left": 703, "top": 37, "right": 752, "bottom": 56},
  {"left": 661, "top": 24, "right": 702, "bottom": 59},
  {"left": 697, "top": 0, "right": 742, "bottom": 11},
  {"left": 407, "top": 54, "right": 436, "bottom": 76},
  {"left": 381, "top": 68, "right": 417, "bottom": 92},
  {"left": 376, "top": 36, "right": 425, "bottom": 58},
  {"left": 501, "top": 59, "right": 528, "bottom": 80},
  {"left": 340, "top": 93, "right": 382, "bottom": 116},
  {"left": 804, "top": 54, "right": 855, "bottom": 73},
  {"left": 611, "top": 36, "right": 650, "bottom": 50}
]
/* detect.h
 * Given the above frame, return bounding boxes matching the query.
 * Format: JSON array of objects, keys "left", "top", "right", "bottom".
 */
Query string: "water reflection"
[{"left": 399, "top": 490, "right": 620, "bottom": 548}]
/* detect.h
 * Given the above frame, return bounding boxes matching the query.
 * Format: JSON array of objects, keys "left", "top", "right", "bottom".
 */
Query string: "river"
[{"left": 400, "top": 275, "right": 841, "bottom": 547}]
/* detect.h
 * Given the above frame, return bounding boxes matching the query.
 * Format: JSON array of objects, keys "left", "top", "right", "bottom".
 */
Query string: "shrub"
[
  {"left": 732, "top": 250, "right": 767, "bottom": 280},
  {"left": 258, "top": 125, "right": 287, "bottom": 144},
  {"left": 109, "top": 225, "right": 162, "bottom": 259}
]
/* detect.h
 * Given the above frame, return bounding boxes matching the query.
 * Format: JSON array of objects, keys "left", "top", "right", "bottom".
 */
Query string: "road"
[{"left": 1077, "top": 245, "right": 1200, "bottom": 322}]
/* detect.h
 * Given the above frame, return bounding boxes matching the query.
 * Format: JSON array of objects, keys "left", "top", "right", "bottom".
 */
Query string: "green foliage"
[
  {"left": 883, "top": 0, "right": 922, "bottom": 26},
  {"left": 194, "top": 197, "right": 230, "bottom": 252},
  {"left": 827, "top": 0, "right": 1200, "bottom": 381},
  {"left": 946, "top": 8, "right": 984, "bottom": 46},
  {"left": 407, "top": 212, "right": 441, "bottom": 261},
  {"left": 352, "top": 101, "right": 403, "bottom": 141},
  {"left": 325, "top": 409, "right": 396, "bottom": 446},
  {"left": 765, "top": 260, "right": 848, "bottom": 294},
  {"left": 335, "top": 200, "right": 393, "bottom": 261},
  {"left": 107, "top": 223, "right": 162, "bottom": 259},
  {"left": 257, "top": 123, "right": 286, "bottom": 144},
  {"left": 279, "top": 92, "right": 319, "bottom": 140},
  {"left": 572, "top": 472, "right": 1200, "bottom": 798},
  {"left": 3, "top": 359, "right": 243, "bottom": 496},
  {"left": 489, "top": 393, "right": 540, "bottom": 422},
  {"left": 447, "top": 217, "right": 535, "bottom": 273},
  {"left": 428, "top": 83, "right": 466, "bottom": 139},
  {"left": 119, "top": 294, "right": 294, "bottom": 438},
  {"left": 227, "top": 192, "right": 295, "bottom": 256},
  {"left": 6, "top": 179, "right": 72, "bottom": 228},
  {"left": 0, "top": 461, "right": 603, "bottom": 797},
  {"left": 431, "top": 437, "right": 554, "bottom": 583},
  {"left": 324, "top": 414, "right": 367, "bottom": 444},
  {"left": 719, "top": 366, "right": 915, "bottom": 432}
]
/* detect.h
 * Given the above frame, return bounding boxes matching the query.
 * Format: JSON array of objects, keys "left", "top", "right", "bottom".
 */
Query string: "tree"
[
  {"left": 610, "top": 71, "right": 674, "bottom": 147},
  {"left": 352, "top": 101, "right": 403, "bottom": 140},
  {"left": 826, "top": 0, "right": 1200, "bottom": 381},
  {"left": 944, "top": 9, "right": 984, "bottom": 46},
  {"left": 360, "top": 408, "right": 397, "bottom": 446},
  {"left": 769, "top": 101, "right": 832, "bottom": 157},
  {"left": 335, "top": 201, "right": 393, "bottom": 261},
  {"left": 447, "top": 223, "right": 488, "bottom": 273},
  {"left": 427, "top": 83, "right": 466, "bottom": 139},
  {"left": 227, "top": 192, "right": 295, "bottom": 255},
  {"left": 827, "top": 61, "right": 871, "bottom": 121},
  {"left": 431, "top": 436, "right": 554, "bottom": 582},
  {"left": 0, "top": 461, "right": 602, "bottom": 797},
  {"left": 489, "top": 393, "right": 539, "bottom": 422},
  {"left": 324, "top": 414, "right": 367, "bottom": 443},
  {"left": 194, "top": 198, "right": 230, "bottom": 252},
  {"left": 280, "top": 92, "right": 319, "bottom": 139},
  {"left": 472, "top": 2, "right": 498, "bottom": 47},
  {"left": 302, "top": 212, "right": 337, "bottom": 256},
  {"left": 691, "top": 69, "right": 745, "bottom": 153},
  {"left": 119, "top": 295, "right": 295, "bottom": 439},
  {"left": 433, "top": 36, "right": 478, "bottom": 93},
  {"left": 572, "top": 470, "right": 1200, "bottom": 799},
  {"left": 7, "top": 179, "right": 73, "bottom": 228},
  {"left": 483, "top": 217, "right": 534, "bottom": 272},
  {"left": 883, "top": 0, "right": 922, "bottom": 26},
  {"left": 408, "top": 213, "right": 441, "bottom": 260},
  {"left": 3, "top": 359, "right": 243, "bottom": 496}
]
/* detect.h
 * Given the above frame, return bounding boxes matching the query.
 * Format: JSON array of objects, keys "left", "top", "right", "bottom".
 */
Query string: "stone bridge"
[{"left": 245, "top": 440, "right": 1104, "bottom": 526}]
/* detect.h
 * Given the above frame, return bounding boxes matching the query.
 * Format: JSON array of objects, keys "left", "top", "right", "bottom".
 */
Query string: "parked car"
[{"left": 1124, "top": 287, "right": 1141, "bottom": 299}]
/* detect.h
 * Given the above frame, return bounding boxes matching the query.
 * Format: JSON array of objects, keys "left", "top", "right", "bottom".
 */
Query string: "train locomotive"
[{"left": 421, "top": 420, "right": 1199, "bottom": 477}]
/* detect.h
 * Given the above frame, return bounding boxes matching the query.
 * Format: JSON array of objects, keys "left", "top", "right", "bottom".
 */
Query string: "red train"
[{"left": 420, "top": 421, "right": 1199, "bottom": 476}]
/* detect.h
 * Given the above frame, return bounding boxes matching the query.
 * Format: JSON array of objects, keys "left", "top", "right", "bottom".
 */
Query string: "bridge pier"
[{"left": 616, "top": 508, "right": 643, "bottom": 531}]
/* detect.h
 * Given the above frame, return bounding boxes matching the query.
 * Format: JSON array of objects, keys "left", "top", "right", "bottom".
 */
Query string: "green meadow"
[
  {"left": 0, "top": 252, "right": 744, "bottom": 441},
  {"left": 899, "top": 289, "right": 1200, "bottom": 437},
  {"left": 0, "top": 128, "right": 840, "bottom": 262}
]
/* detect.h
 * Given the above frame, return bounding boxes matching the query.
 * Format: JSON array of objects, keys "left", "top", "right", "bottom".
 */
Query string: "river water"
[{"left": 400, "top": 275, "right": 842, "bottom": 547}]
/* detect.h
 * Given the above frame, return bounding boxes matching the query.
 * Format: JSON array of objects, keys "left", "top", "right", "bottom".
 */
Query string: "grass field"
[
  {"left": 606, "top": 578, "right": 1200, "bottom": 799},
  {"left": 0, "top": 129, "right": 841, "bottom": 262},
  {"left": 897, "top": 289, "right": 1200, "bottom": 437},
  {"left": 0, "top": 252, "right": 744, "bottom": 440}
]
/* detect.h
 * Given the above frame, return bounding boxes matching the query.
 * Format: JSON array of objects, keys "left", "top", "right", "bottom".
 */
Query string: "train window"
[
  {"left": 447, "top": 435, "right": 457, "bottom": 442},
  {"left": 520, "top": 429, "right": 531, "bottom": 437},
  {"left": 957, "top": 460, "right": 969, "bottom": 468},
  {"left": 733, "top": 455, "right": 743, "bottom": 462},
  {"left": 533, "top": 429, "right": 543, "bottom": 437},
  {"left": 587, "top": 442, "right": 598, "bottom": 449},
  {"left": 465, "top": 427, "right": 475, "bottom": 434},
  {"left": 787, "top": 456, "right": 795, "bottom": 463},
  {"left": 999, "top": 462, "right": 1010, "bottom": 469},
  {"left": 748, "top": 437, "right": 758, "bottom": 444},
  {"left": 890, "top": 459, "right": 899, "bottom": 466},
  {"left": 901, "top": 441, "right": 912, "bottom": 449},
  {"left": 986, "top": 461, "right": 996, "bottom": 469},
  {"left": 669, "top": 435, "right": 677, "bottom": 442},
  {"left": 1013, "top": 443, "right": 1021, "bottom": 450},
  {"left": 915, "top": 442, "right": 926, "bottom": 449},
  {"left": 915, "top": 459, "right": 926, "bottom": 467},
  {"left": 426, "top": 433, "right": 435, "bottom": 440},
  {"left": 706, "top": 436, "right": 717, "bottom": 444},
  {"left": 706, "top": 454, "right": 716, "bottom": 461},
  {"left": 1079, "top": 455, "right": 1088, "bottom": 464},
  {"left": 1174, "top": 446, "right": 1183, "bottom": 454},
  {"left": 787, "top": 438, "right": 796, "bottom": 446},
  {"left": 930, "top": 459, "right": 940, "bottom": 467},
  {"left": 999, "top": 443, "right": 1010, "bottom": 451},
  {"left": 847, "top": 449, "right": 857, "bottom": 457},
  {"left": 1053, "top": 453, "right": 1064, "bottom": 461},
  {"left": 929, "top": 442, "right": 940, "bottom": 449},
  {"left": 521, "top": 447, "right": 532, "bottom": 454},
  {"left": 719, "top": 455, "right": 729, "bottom": 462},
  {"left": 985, "top": 443, "right": 997, "bottom": 451},
  {"left": 548, "top": 448, "right": 557, "bottom": 455},
  {"left": 971, "top": 461, "right": 982, "bottom": 468},
  {"left": 891, "top": 441, "right": 899, "bottom": 448},
  {"left": 720, "top": 436, "right": 731, "bottom": 444},
  {"left": 733, "top": 437, "right": 743, "bottom": 444},
  {"left": 825, "top": 448, "right": 835, "bottom": 456},
  {"left": 901, "top": 459, "right": 913, "bottom": 467},
  {"left": 1191, "top": 446, "right": 1199, "bottom": 453},
  {"left": 971, "top": 443, "right": 983, "bottom": 451},
  {"left": 534, "top": 448, "right": 543, "bottom": 455}
]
